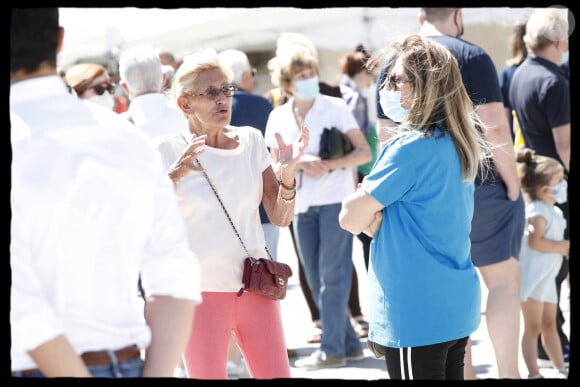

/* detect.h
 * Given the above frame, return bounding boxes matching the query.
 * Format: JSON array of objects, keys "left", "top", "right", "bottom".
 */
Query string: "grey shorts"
[{"left": 470, "top": 183, "right": 525, "bottom": 267}]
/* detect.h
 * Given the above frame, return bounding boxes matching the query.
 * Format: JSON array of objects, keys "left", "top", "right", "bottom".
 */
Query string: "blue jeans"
[
  {"left": 12, "top": 356, "right": 144, "bottom": 378},
  {"left": 293, "top": 203, "right": 361, "bottom": 358}
]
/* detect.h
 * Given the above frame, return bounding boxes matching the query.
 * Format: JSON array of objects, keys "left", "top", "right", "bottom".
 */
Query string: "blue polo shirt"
[{"left": 509, "top": 56, "right": 570, "bottom": 167}]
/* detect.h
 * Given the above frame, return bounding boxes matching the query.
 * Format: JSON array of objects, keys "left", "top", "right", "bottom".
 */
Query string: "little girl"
[{"left": 516, "top": 147, "right": 569, "bottom": 379}]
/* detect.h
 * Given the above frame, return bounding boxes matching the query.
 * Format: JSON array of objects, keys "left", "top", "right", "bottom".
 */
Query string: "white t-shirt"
[
  {"left": 264, "top": 94, "right": 359, "bottom": 214},
  {"left": 157, "top": 126, "right": 272, "bottom": 292},
  {"left": 10, "top": 76, "right": 201, "bottom": 371},
  {"left": 519, "top": 200, "right": 567, "bottom": 303}
]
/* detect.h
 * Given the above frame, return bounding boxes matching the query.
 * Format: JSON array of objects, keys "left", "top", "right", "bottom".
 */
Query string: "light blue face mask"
[
  {"left": 379, "top": 89, "right": 409, "bottom": 123},
  {"left": 562, "top": 50, "right": 569, "bottom": 65},
  {"left": 295, "top": 76, "right": 319, "bottom": 100},
  {"left": 548, "top": 179, "right": 568, "bottom": 204}
]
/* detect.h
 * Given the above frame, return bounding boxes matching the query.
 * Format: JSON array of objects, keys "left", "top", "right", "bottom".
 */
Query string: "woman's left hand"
[{"left": 275, "top": 124, "right": 309, "bottom": 179}]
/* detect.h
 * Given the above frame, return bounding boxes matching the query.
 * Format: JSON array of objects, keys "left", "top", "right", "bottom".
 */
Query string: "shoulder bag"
[
  {"left": 319, "top": 126, "right": 354, "bottom": 160},
  {"left": 195, "top": 159, "right": 293, "bottom": 300}
]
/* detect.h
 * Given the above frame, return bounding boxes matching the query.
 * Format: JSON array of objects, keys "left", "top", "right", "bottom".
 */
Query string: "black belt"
[{"left": 12, "top": 344, "right": 141, "bottom": 376}]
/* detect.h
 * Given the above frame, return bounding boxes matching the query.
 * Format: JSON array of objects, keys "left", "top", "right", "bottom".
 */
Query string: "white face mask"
[
  {"left": 548, "top": 180, "right": 567, "bottom": 204},
  {"left": 379, "top": 89, "right": 409, "bottom": 123},
  {"left": 88, "top": 92, "right": 115, "bottom": 110}
]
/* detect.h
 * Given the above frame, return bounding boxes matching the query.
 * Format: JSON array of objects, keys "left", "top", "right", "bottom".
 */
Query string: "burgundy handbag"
[
  {"left": 195, "top": 159, "right": 293, "bottom": 301},
  {"left": 237, "top": 256, "right": 293, "bottom": 300}
]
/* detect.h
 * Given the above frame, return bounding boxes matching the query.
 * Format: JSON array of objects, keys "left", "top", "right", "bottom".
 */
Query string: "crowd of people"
[{"left": 11, "top": 7, "right": 570, "bottom": 380}]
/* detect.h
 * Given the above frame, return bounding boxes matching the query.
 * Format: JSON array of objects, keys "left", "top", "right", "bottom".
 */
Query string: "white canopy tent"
[{"left": 57, "top": 7, "right": 538, "bottom": 70}]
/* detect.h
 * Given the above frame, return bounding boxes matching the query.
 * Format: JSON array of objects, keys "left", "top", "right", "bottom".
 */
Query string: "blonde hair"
[
  {"left": 368, "top": 34, "right": 491, "bottom": 182},
  {"left": 275, "top": 32, "right": 318, "bottom": 58},
  {"left": 273, "top": 45, "right": 319, "bottom": 96},
  {"left": 516, "top": 147, "right": 563, "bottom": 201},
  {"left": 268, "top": 32, "right": 319, "bottom": 93},
  {"left": 170, "top": 48, "right": 232, "bottom": 103},
  {"left": 64, "top": 63, "right": 109, "bottom": 96}
]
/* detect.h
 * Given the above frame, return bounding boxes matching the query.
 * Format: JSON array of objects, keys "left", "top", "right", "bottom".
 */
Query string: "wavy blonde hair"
[{"left": 368, "top": 34, "right": 491, "bottom": 182}]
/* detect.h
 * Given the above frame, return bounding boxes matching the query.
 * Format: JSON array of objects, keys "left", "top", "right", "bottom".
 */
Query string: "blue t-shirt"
[
  {"left": 362, "top": 127, "right": 481, "bottom": 347},
  {"left": 230, "top": 89, "right": 273, "bottom": 224},
  {"left": 509, "top": 56, "right": 570, "bottom": 167}
]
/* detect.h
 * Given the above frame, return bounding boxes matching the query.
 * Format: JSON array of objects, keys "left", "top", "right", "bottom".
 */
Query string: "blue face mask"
[
  {"left": 548, "top": 180, "right": 567, "bottom": 204},
  {"left": 379, "top": 89, "right": 409, "bottom": 123},
  {"left": 561, "top": 50, "right": 569, "bottom": 65},
  {"left": 295, "top": 76, "right": 319, "bottom": 100}
]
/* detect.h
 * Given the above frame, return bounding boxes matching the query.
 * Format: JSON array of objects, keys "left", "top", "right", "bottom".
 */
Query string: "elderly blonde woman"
[
  {"left": 155, "top": 48, "right": 308, "bottom": 379},
  {"left": 340, "top": 35, "right": 492, "bottom": 380}
]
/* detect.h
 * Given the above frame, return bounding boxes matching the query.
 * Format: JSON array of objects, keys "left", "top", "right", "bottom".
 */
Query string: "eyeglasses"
[
  {"left": 191, "top": 85, "right": 237, "bottom": 100},
  {"left": 385, "top": 73, "right": 413, "bottom": 90},
  {"left": 89, "top": 83, "right": 115, "bottom": 96}
]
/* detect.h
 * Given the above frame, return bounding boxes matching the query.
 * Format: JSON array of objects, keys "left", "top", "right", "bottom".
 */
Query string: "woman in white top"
[
  {"left": 156, "top": 48, "right": 308, "bottom": 379},
  {"left": 265, "top": 44, "right": 371, "bottom": 370}
]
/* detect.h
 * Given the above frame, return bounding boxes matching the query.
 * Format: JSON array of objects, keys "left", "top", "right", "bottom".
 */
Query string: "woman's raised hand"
[{"left": 276, "top": 124, "right": 309, "bottom": 171}]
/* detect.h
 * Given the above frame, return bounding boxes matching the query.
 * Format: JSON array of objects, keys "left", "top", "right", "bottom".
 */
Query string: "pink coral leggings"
[{"left": 182, "top": 291, "right": 291, "bottom": 379}]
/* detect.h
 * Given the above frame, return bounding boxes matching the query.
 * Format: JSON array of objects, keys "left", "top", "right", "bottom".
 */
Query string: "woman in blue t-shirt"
[{"left": 339, "top": 34, "right": 492, "bottom": 380}]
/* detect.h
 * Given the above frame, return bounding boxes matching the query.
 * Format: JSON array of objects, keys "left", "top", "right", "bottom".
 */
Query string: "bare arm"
[
  {"left": 526, "top": 216, "right": 570, "bottom": 258},
  {"left": 27, "top": 335, "right": 91, "bottom": 377},
  {"left": 262, "top": 166, "right": 295, "bottom": 227},
  {"left": 141, "top": 296, "right": 196, "bottom": 377},
  {"left": 263, "top": 124, "right": 309, "bottom": 227},
  {"left": 476, "top": 102, "right": 521, "bottom": 201},
  {"left": 552, "top": 123, "right": 570, "bottom": 172},
  {"left": 504, "top": 108, "right": 514, "bottom": 139},
  {"left": 339, "top": 187, "right": 384, "bottom": 236}
]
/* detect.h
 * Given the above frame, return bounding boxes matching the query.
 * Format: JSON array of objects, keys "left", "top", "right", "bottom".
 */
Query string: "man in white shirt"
[
  {"left": 10, "top": 8, "right": 201, "bottom": 378},
  {"left": 118, "top": 45, "right": 188, "bottom": 141}
]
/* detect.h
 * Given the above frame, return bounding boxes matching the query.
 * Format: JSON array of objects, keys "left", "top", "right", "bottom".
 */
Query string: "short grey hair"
[
  {"left": 119, "top": 45, "right": 163, "bottom": 95},
  {"left": 217, "top": 49, "right": 251, "bottom": 86},
  {"left": 524, "top": 8, "right": 569, "bottom": 51}
]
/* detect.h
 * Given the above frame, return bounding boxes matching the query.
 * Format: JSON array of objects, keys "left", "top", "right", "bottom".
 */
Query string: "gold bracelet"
[{"left": 280, "top": 189, "right": 296, "bottom": 202}]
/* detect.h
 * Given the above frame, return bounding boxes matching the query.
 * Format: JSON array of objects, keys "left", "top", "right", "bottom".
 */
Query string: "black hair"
[{"left": 11, "top": 8, "right": 60, "bottom": 74}]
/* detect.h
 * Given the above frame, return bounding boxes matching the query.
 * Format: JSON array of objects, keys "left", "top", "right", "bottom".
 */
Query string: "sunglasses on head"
[{"left": 89, "top": 83, "right": 115, "bottom": 95}]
